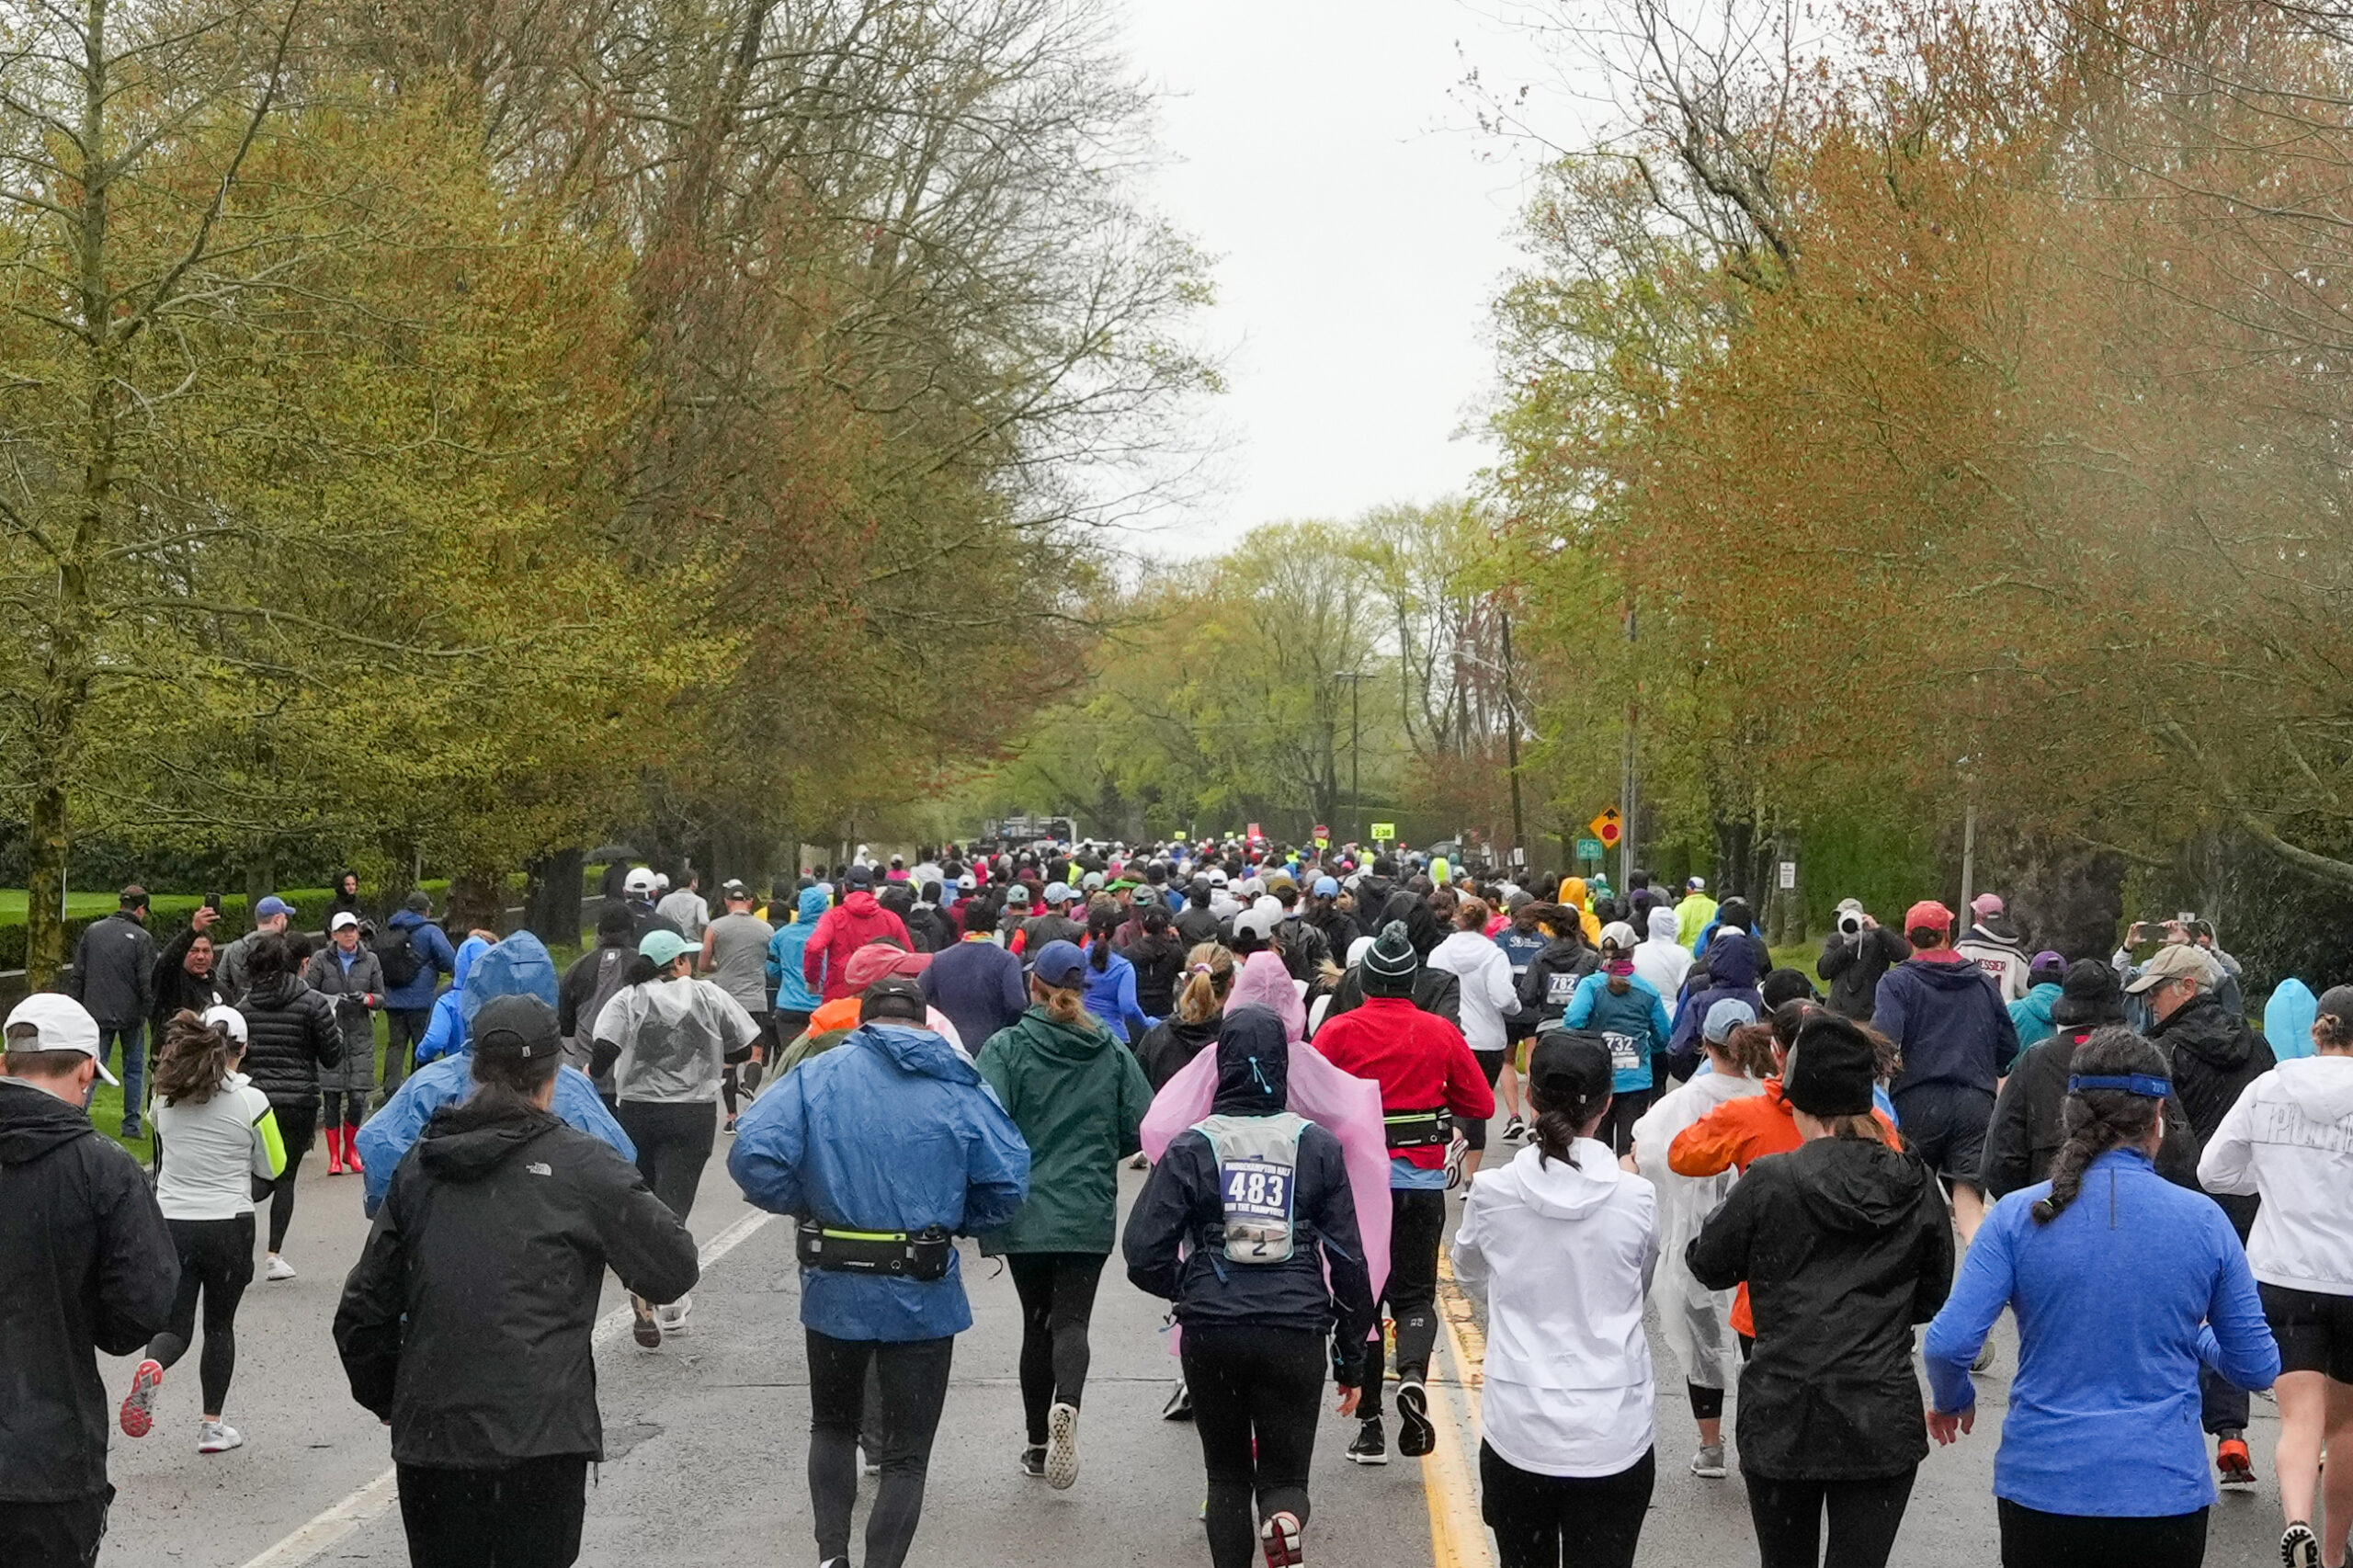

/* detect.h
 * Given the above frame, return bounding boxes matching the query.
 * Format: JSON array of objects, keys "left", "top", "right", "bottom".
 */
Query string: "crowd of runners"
[{"left": 3, "top": 839, "right": 2352, "bottom": 1567}]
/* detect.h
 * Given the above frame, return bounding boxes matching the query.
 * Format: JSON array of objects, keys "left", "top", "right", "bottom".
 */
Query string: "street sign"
[
  {"left": 1370, "top": 822, "right": 1396, "bottom": 841},
  {"left": 1589, "top": 807, "right": 1623, "bottom": 847},
  {"left": 1511, "top": 846, "right": 1526, "bottom": 867},
  {"left": 1576, "top": 836, "right": 1605, "bottom": 860},
  {"left": 1313, "top": 824, "right": 1329, "bottom": 841},
  {"left": 1779, "top": 860, "right": 1797, "bottom": 890}
]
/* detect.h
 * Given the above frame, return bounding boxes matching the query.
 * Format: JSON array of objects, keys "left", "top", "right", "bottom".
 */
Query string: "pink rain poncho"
[
  {"left": 1227, "top": 950, "right": 1306, "bottom": 1043},
  {"left": 1141, "top": 1038, "right": 1392, "bottom": 1304}
]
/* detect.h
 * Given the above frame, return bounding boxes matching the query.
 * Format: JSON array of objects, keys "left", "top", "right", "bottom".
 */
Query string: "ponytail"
[
  {"left": 2032, "top": 1028, "right": 2167, "bottom": 1225},
  {"left": 1031, "top": 972, "right": 1089, "bottom": 1028},
  {"left": 1176, "top": 943, "right": 1236, "bottom": 1024},
  {"left": 1088, "top": 903, "right": 1120, "bottom": 971},
  {"left": 1527, "top": 1049, "right": 1612, "bottom": 1171},
  {"left": 1716, "top": 1021, "right": 1780, "bottom": 1080},
  {"left": 153, "top": 1010, "right": 239, "bottom": 1107}
]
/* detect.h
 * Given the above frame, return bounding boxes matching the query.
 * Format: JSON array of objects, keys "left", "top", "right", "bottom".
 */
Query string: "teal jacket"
[{"left": 974, "top": 1006, "right": 1152, "bottom": 1256}]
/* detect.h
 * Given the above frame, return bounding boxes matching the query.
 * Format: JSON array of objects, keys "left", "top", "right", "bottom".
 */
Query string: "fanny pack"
[
  {"left": 1383, "top": 1107, "right": 1453, "bottom": 1150},
  {"left": 795, "top": 1221, "right": 954, "bottom": 1282}
]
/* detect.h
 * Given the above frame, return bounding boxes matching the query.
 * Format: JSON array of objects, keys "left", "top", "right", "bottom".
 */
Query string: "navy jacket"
[
  {"left": 380, "top": 910, "right": 460, "bottom": 1012},
  {"left": 1873, "top": 955, "right": 2023, "bottom": 1096}
]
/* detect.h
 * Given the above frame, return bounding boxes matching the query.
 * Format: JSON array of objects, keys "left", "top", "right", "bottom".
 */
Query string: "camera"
[{"left": 1836, "top": 910, "right": 1866, "bottom": 937}]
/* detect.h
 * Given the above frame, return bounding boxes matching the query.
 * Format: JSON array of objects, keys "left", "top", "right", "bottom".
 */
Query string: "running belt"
[
  {"left": 796, "top": 1221, "right": 954, "bottom": 1281},
  {"left": 1383, "top": 1107, "right": 1453, "bottom": 1150}
]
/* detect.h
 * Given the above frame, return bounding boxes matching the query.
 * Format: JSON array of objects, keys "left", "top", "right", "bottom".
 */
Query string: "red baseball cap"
[{"left": 1904, "top": 900, "right": 1954, "bottom": 933}]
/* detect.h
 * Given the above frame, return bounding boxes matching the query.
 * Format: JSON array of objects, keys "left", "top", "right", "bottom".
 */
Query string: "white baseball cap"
[
  {"left": 200, "top": 1005, "right": 249, "bottom": 1044},
  {"left": 623, "top": 867, "right": 656, "bottom": 893},
  {"left": 4, "top": 994, "right": 115, "bottom": 1084},
  {"left": 330, "top": 911, "right": 361, "bottom": 932}
]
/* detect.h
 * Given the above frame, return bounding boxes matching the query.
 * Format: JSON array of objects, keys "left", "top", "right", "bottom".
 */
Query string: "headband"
[{"left": 2068, "top": 1074, "right": 2171, "bottom": 1099}]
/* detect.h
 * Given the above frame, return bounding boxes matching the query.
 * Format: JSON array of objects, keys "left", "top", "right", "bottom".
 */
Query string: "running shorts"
[
  {"left": 1889, "top": 1082, "right": 1994, "bottom": 1187},
  {"left": 2260, "top": 1283, "right": 2353, "bottom": 1382}
]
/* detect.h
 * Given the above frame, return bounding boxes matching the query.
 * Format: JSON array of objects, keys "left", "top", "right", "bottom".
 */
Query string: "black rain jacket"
[
  {"left": 1688, "top": 1135, "right": 1954, "bottom": 1481},
  {"left": 2148, "top": 994, "right": 2275, "bottom": 1236},
  {"left": 1980, "top": 1024, "right": 2202, "bottom": 1200},
  {"left": 1816, "top": 927, "right": 1911, "bottom": 1022}
]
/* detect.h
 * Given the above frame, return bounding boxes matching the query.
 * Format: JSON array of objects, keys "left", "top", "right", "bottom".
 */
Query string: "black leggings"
[
  {"left": 1745, "top": 1469, "right": 1916, "bottom": 1568},
  {"left": 1358, "top": 1187, "right": 1446, "bottom": 1419},
  {"left": 152, "top": 1214, "right": 255, "bottom": 1415},
  {"left": 1481, "top": 1443, "right": 1654, "bottom": 1568},
  {"left": 1182, "top": 1324, "right": 1325, "bottom": 1568},
  {"left": 321, "top": 1090, "right": 364, "bottom": 1132},
  {"left": 806, "top": 1331, "right": 953, "bottom": 1568},
  {"left": 1006, "top": 1252, "right": 1108, "bottom": 1445},
  {"left": 1597, "top": 1089, "right": 1652, "bottom": 1157},
  {"left": 1467, "top": 1049, "right": 1506, "bottom": 1150},
  {"left": 615, "top": 1100, "right": 717, "bottom": 1223},
  {"left": 398, "top": 1456, "right": 586, "bottom": 1567},
  {"left": 1996, "top": 1500, "right": 2206, "bottom": 1567},
  {"left": 260, "top": 1102, "right": 315, "bottom": 1254}
]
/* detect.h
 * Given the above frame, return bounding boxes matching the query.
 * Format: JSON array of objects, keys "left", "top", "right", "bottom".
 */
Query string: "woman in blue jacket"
[
  {"left": 1123, "top": 1006, "right": 1376, "bottom": 1568},
  {"left": 729, "top": 980, "right": 1029, "bottom": 1568},
  {"left": 1562, "top": 922, "right": 1674, "bottom": 1153},
  {"left": 766, "top": 885, "right": 830, "bottom": 1041},
  {"left": 1080, "top": 901, "right": 1155, "bottom": 1041},
  {"left": 1922, "top": 1028, "right": 2279, "bottom": 1568}
]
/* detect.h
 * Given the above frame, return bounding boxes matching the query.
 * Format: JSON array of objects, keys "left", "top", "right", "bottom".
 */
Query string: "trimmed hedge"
[{"left": 4, "top": 889, "right": 347, "bottom": 973}]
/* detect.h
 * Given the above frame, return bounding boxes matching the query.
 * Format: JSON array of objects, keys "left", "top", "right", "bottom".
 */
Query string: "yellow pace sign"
[{"left": 1370, "top": 823, "right": 1396, "bottom": 841}]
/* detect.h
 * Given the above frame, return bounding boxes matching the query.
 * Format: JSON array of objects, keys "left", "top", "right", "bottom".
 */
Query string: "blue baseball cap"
[
  {"left": 1030, "top": 939, "right": 1086, "bottom": 988},
  {"left": 1703, "top": 997, "right": 1757, "bottom": 1044},
  {"left": 1313, "top": 876, "right": 1340, "bottom": 898},
  {"left": 254, "top": 896, "right": 295, "bottom": 919}
]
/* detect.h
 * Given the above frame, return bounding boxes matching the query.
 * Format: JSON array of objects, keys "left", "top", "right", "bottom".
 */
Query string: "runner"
[
  {"left": 2199, "top": 983, "right": 2353, "bottom": 1568},
  {"left": 1313, "top": 920, "right": 1495, "bottom": 1465},
  {"left": 1079, "top": 900, "right": 1155, "bottom": 1041},
  {"left": 767, "top": 883, "right": 830, "bottom": 1050},
  {"left": 922, "top": 898, "right": 1027, "bottom": 1050},
  {"left": 1926, "top": 1028, "right": 2278, "bottom": 1568},
  {"left": 805, "top": 866, "right": 914, "bottom": 999},
  {"left": 119, "top": 1007, "right": 283, "bottom": 1454},
  {"left": 1561, "top": 921, "right": 1673, "bottom": 1154},
  {"left": 0, "top": 993, "right": 176, "bottom": 1568},
  {"left": 1688, "top": 1012, "right": 1954, "bottom": 1568},
  {"left": 699, "top": 880, "right": 775, "bottom": 1133},
  {"left": 1123, "top": 1006, "right": 1378, "bottom": 1568},
  {"left": 729, "top": 980, "right": 1030, "bottom": 1568},
  {"left": 1125, "top": 902, "right": 1189, "bottom": 1020},
  {"left": 1430, "top": 896, "right": 1521, "bottom": 1179},
  {"left": 335, "top": 995, "right": 699, "bottom": 1568},
  {"left": 1454, "top": 1030, "right": 1659, "bottom": 1568},
  {"left": 305, "top": 911, "right": 385, "bottom": 1176},
  {"left": 972, "top": 939, "right": 1153, "bottom": 1488},
  {"left": 593, "top": 928, "right": 761, "bottom": 1344},
  {"left": 1630, "top": 1008, "right": 1777, "bottom": 1480},
  {"left": 235, "top": 933, "right": 343, "bottom": 1281},
  {"left": 1135, "top": 944, "right": 1235, "bottom": 1091}
]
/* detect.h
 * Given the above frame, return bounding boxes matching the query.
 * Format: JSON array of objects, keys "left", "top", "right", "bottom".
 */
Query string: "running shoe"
[
  {"left": 1501, "top": 1115, "right": 1526, "bottom": 1142},
  {"left": 631, "top": 1295, "right": 662, "bottom": 1349},
  {"left": 1161, "top": 1378, "right": 1193, "bottom": 1421},
  {"left": 1345, "top": 1416, "right": 1388, "bottom": 1466},
  {"left": 1690, "top": 1444, "right": 1727, "bottom": 1479},
  {"left": 2218, "top": 1437, "right": 2256, "bottom": 1489},
  {"left": 723, "top": 1116, "right": 738, "bottom": 1136},
  {"left": 1444, "top": 1138, "right": 1465, "bottom": 1190},
  {"left": 1260, "top": 1509, "right": 1304, "bottom": 1568},
  {"left": 119, "top": 1359, "right": 163, "bottom": 1438},
  {"left": 1971, "top": 1340, "right": 1996, "bottom": 1373},
  {"left": 1394, "top": 1381, "right": 1436, "bottom": 1458},
  {"left": 2284, "top": 1521, "right": 2321, "bottom": 1568},
  {"left": 1044, "top": 1401, "right": 1080, "bottom": 1490},
  {"left": 657, "top": 1292, "right": 692, "bottom": 1335},
  {"left": 265, "top": 1255, "right": 296, "bottom": 1282},
  {"left": 197, "top": 1421, "right": 244, "bottom": 1454},
  {"left": 1019, "top": 1445, "right": 1046, "bottom": 1479}
]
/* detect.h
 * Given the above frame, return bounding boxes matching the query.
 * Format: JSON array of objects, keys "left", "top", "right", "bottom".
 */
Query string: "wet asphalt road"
[{"left": 97, "top": 1116, "right": 2295, "bottom": 1568}]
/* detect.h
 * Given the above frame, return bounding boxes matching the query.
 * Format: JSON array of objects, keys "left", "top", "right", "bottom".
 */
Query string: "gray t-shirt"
[
  {"left": 704, "top": 912, "right": 775, "bottom": 1012},
  {"left": 595, "top": 977, "right": 759, "bottom": 1104}
]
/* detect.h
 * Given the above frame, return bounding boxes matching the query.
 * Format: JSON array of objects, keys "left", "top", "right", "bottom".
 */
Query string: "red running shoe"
[
  {"left": 119, "top": 1359, "right": 163, "bottom": 1438},
  {"left": 2218, "top": 1437, "right": 2255, "bottom": 1488}
]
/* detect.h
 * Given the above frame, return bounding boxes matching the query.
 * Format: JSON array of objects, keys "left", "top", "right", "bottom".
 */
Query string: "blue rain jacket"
[
  {"left": 766, "top": 887, "right": 831, "bottom": 1014},
  {"left": 413, "top": 936, "right": 492, "bottom": 1065},
  {"left": 2268, "top": 978, "right": 2318, "bottom": 1062}
]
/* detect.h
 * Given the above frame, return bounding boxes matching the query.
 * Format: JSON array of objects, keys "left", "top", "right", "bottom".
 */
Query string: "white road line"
[{"left": 234, "top": 1210, "right": 774, "bottom": 1568}]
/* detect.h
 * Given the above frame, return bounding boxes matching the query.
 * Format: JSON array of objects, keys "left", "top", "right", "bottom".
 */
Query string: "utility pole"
[
  {"left": 1621, "top": 600, "right": 1639, "bottom": 891},
  {"left": 1497, "top": 613, "right": 1525, "bottom": 860},
  {"left": 1333, "top": 672, "right": 1365, "bottom": 846}
]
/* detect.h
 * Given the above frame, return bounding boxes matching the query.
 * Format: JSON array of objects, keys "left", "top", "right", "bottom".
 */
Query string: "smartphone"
[{"left": 203, "top": 892, "right": 221, "bottom": 911}]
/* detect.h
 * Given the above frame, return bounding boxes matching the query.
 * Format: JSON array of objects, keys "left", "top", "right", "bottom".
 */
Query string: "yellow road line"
[{"left": 1421, "top": 1249, "right": 1494, "bottom": 1568}]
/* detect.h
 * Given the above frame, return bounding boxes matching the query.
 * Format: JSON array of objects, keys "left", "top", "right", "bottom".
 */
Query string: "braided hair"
[
  {"left": 1527, "top": 1031, "right": 1613, "bottom": 1171},
  {"left": 2031, "top": 1028, "right": 2168, "bottom": 1225}
]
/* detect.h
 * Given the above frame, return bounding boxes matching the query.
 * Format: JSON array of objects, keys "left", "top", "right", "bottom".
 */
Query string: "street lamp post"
[{"left": 1333, "top": 672, "right": 1364, "bottom": 845}]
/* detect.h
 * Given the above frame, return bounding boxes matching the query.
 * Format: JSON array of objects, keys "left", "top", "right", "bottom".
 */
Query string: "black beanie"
[
  {"left": 1362, "top": 920, "right": 1419, "bottom": 998},
  {"left": 1783, "top": 1014, "right": 1877, "bottom": 1117}
]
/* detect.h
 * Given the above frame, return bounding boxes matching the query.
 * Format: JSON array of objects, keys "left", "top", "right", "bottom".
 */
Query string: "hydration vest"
[{"left": 1195, "top": 1111, "right": 1309, "bottom": 1265}]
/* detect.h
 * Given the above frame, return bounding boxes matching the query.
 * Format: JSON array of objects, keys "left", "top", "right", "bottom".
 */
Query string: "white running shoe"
[
  {"left": 198, "top": 1421, "right": 243, "bottom": 1454},
  {"left": 656, "top": 1293, "right": 692, "bottom": 1334},
  {"left": 1260, "top": 1509, "right": 1304, "bottom": 1567},
  {"left": 266, "top": 1255, "right": 296, "bottom": 1282},
  {"left": 1044, "top": 1401, "right": 1080, "bottom": 1490}
]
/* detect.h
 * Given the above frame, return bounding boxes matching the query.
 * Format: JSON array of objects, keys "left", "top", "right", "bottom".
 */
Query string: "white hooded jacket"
[
  {"left": 1451, "top": 1138, "right": 1658, "bottom": 1476},
  {"left": 1630, "top": 1068, "right": 1768, "bottom": 1394},
  {"left": 1633, "top": 905, "right": 1693, "bottom": 1018},
  {"left": 1430, "top": 928, "right": 1522, "bottom": 1053},
  {"left": 2200, "top": 1054, "right": 2353, "bottom": 1296}
]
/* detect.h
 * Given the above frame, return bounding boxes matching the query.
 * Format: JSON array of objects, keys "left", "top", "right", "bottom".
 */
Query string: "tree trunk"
[
  {"left": 449, "top": 870, "right": 506, "bottom": 937},
  {"left": 26, "top": 785, "right": 69, "bottom": 986},
  {"left": 523, "top": 847, "right": 586, "bottom": 949}
]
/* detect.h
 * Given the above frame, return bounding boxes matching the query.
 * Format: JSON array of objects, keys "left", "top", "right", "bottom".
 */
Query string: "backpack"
[
  {"left": 372, "top": 923, "right": 425, "bottom": 989},
  {"left": 1196, "top": 1112, "right": 1310, "bottom": 1264}
]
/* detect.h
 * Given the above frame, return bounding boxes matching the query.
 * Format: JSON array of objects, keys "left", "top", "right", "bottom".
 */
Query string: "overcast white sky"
[{"left": 1116, "top": 0, "right": 1572, "bottom": 556}]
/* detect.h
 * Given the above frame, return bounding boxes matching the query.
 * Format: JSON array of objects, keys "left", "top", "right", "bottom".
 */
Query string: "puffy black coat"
[
  {"left": 1319, "top": 962, "right": 1461, "bottom": 1030},
  {"left": 334, "top": 1099, "right": 699, "bottom": 1467},
  {"left": 1816, "top": 927, "right": 1910, "bottom": 1022},
  {"left": 1174, "top": 903, "right": 1225, "bottom": 948},
  {"left": 2149, "top": 994, "right": 2275, "bottom": 1235},
  {"left": 237, "top": 973, "right": 344, "bottom": 1115},
  {"left": 1133, "top": 1010, "right": 1221, "bottom": 1092},
  {"left": 1979, "top": 1025, "right": 2203, "bottom": 1199},
  {"left": 0, "top": 1081, "right": 177, "bottom": 1501},
  {"left": 1123, "top": 1010, "right": 1376, "bottom": 1359},
  {"left": 1124, "top": 930, "right": 1188, "bottom": 1019},
  {"left": 1688, "top": 1136, "right": 1954, "bottom": 1481}
]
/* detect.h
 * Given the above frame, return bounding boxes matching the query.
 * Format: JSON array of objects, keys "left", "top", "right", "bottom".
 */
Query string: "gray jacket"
[
  {"left": 304, "top": 946, "right": 386, "bottom": 1094},
  {"left": 68, "top": 911, "right": 157, "bottom": 1028}
]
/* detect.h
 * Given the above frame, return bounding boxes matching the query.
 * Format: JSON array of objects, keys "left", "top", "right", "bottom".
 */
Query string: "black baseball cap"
[
  {"left": 860, "top": 976, "right": 927, "bottom": 1025},
  {"left": 472, "top": 995, "right": 561, "bottom": 1060}
]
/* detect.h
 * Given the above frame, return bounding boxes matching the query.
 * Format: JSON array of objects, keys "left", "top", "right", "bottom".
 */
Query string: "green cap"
[{"left": 639, "top": 929, "right": 698, "bottom": 967}]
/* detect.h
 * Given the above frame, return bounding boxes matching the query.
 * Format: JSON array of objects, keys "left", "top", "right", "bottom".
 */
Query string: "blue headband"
[{"left": 2068, "top": 1074, "right": 2171, "bottom": 1099}]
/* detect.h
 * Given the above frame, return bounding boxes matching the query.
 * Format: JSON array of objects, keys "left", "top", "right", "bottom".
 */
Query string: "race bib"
[
  {"left": 1545, "top": 971, "right": 1579, "bottom": 1006},
  {"left": 1606, "top": 1031, "right": 1642, "bottom": 1073},
  {"left": 1221, "top": 1158, "right": 1294, "bottom": 1261}
]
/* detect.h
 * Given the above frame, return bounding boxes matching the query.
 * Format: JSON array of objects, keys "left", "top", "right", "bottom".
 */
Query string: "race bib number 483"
[{"left": 1223, "top": 1159, "right": 1291, "bottom": 1221}]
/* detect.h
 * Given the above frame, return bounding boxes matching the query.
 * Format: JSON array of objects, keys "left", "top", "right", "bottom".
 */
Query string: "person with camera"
[
  {"left": 728, "top": 976, "right": 1030, "bottom": 1568},
  {"left": 1817, "top": 901, "right": 1909, "bottom": 1024}
]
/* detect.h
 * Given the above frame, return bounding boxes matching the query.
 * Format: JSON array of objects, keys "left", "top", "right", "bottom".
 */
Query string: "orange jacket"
[{"left": 1668, "top": 1078, "right": 1899, "bottom": 1335}]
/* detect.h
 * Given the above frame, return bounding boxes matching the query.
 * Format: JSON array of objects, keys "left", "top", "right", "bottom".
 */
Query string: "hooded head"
[
  {"left": 1380, "top": 891, "right": 1445, "bottom": 959},
  {"left": 1703, "top": 932, "right": 1764, "bottom": 992},
  {"left": 797, "top": 885, "right": 831, "bottom": 924},
  {"left": 1211, "top": 1006, "right": 1292, "bottom": 1115},
  {"left": 2052, "top": 957, "right": 2127, "bottom": 1029},
  {"left": 449, "top": 935, "right": 491, "bottom": 994},
  {"left": 459, "top": 932, "right": 560, "bottom": 1025},
  {"left": 1645, "top": 905, "right": 1680, "bottom": 945}
]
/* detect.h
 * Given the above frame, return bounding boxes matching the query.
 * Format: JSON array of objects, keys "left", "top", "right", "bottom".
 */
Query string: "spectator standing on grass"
[
  {"left": 68, "top": 885, "right": 159, "bottom": 1139},
  {"left": 0, "top": 992, "right": 177, "bottom": 1568},
  {"left": 306, "top": 912, "right": 386, "bottom": 1178},
  {"left": 150, "top": 903, "right": 227, "bottom": 1050},
  {"left": 214, "top": 894, "right": 294, "bottom": 1004},
  {"left": 375, "top": 892, "right": 458, "bottom": 1107}
]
